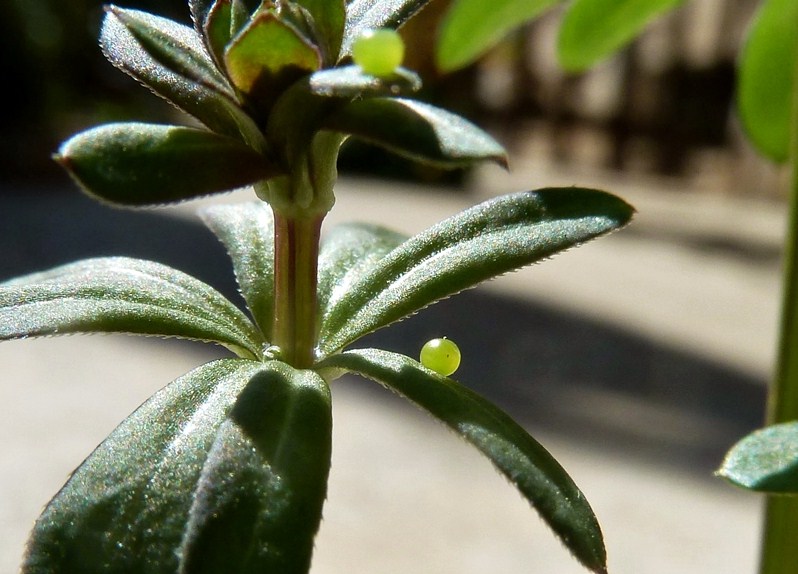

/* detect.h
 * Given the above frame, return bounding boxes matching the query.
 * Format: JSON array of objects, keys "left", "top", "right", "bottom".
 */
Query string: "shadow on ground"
[{"left": 1, "top": 187, "right": 767, "bottom": 476}]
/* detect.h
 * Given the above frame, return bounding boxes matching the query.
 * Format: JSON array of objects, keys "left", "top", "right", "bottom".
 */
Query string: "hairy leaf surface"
[
  {"left": 58, "top": 123, "right": 279, "bottom": 206},
  {"left": 22, "top": 359, "right": 265, "bottom": 574},
  {"left": 200, "top": 202, "right": 275, "bottom": 340},
  {"left": 320, "top": 348, "right": 607, "bottom": 573},
  {"left": 0, "top": 257, "right": 262, "bottom": 358},
  {"left": 309, "top": 65, "right": 421, "bottom": 98},
  {"left": 101, "top": 8, "right": 261, "bottom": 143},
  {"left": 718, "top": 421, "right": 798, "bottom": 493},
  {"left": 558, "top": 0, "right": 685, "bottom": 71},
  {"left": 437, "top": 0, "right": 558, "bottom": 72},
  {"left": 322, "top": 98, "right": 507, "bottom": 168},
  {"left": 179, "top": 363, "right": 332, "bottom": 574},
  {"left": 318, "top": 188, "right": 633, "bottom": 354}
]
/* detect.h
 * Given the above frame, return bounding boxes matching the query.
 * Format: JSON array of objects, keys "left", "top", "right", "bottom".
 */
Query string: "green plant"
[
  {"left": 2, "top": 1, "right": 634, "bottom": 573},
  {"left": 435, "top": 0, "right": 798, "bottom": 572}
]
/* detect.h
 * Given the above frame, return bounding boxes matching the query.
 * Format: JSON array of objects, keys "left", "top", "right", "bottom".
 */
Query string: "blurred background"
[{"left": 0, "top": 0, "right": 787, "bottom": 572}]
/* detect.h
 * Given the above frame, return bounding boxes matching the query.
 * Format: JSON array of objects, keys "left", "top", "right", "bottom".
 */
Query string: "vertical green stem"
[
  {"left": 759, "top": 40, "right": 798, "bottom": 574},
  {"left": 272, "top": 212, "right": 322, "bottom": 369}
]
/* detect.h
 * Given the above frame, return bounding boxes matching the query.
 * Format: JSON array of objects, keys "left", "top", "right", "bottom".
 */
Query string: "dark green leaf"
[
  {"left": 180, "top": 363, "right": 332, "bottom": 573},
  {"left": 224, "top": 11, "right": 321, "bottom": 103},
  {"left": 107, "top": 6, "right": 233, "bottom": 96},
  {"left": 0, "top": 257, "right": 263, "bottom": 358},
  {"left": 190, "top": 0, "right": 258, "bottom": 35},
  {"left": 341, "top": 0, "right": 432, "bottom": 57},
  {"left": 199, "top": 202, "right": 275, "bottom": 340},
  {"left": 295, "top": 0, "right": 346, "bottom": 64},
  {"left": 736, "top": 0, "right": 798, "bottom": 163},
  {"left": 309, "top": 65, "right": 421, "bottom": 97},
  {"left": 318, "top": 188, "right": 633, "bottom": 354},
  {"left": 22, "top": 359, "right": 266, "bottom": 574},
  {"left": 718, "top": 421, "right": 798, "bottom": 493},
  {"left": 101, "top": 7, "right": 262, "bottom": 144},
  {"left": 436, "top": 0, "right": 558, "bottom": 72},
  {"left": 58, "top": 123, "right": 279, "bottom": 206},
  {"left": 557, "top": 0, "right": 685, "bottom": 71},
  {"left": 322, "top": 97, "right": 507, "bottom": 168},
  {"left": 317, "top": 222, "right": 407, "bottom": 319},
  {"left": 320, "top": 348, "right": 607, "bottom": 574}
]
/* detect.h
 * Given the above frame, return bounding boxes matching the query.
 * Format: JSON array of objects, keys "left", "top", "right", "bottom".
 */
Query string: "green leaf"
[
  {"left": 180, "top": 363, "right": 332, "bottom": 573},
  {"left": 199, "top": 202, "right": 275, "bottom": 340},
  {"left": 317, "top": 222, "right": 407, "bottom": 319},
  {"left": 436, "top": 0, "right": 558, "bottom": 72},
  {"left": 295, "top": 0, "right": 346, "bottom": 64},
  {"left": 224, "top": 11, "right": 321, "bottom": 104},
  {"left": 718, "top": 421, "right": 798, "bottom": 494},
  {"left": 309, "top": 65, "right": 421, "bottom": 98},
  {"left": 190, "top": 0, "right": 258, "bottom": 35},
  {"left": 107, "top": 6, "right": 233, "bottom": 97},
  {"left": 322, "top": 97, "right": 507, "bottom": 168},
  {"left": 341, "top": 0, "right": 432, "bottom": 57},
  {"left": 736, "top": 0, "right": 798, "bottom": 163},
  {"left": 557, "top": 0, "right": 685, "bottom": 71},
  {"left": 57, "top": 123, "right": 280, "bottom": 207},
  {"left": 22, "top": 358, "right": 265, "bottom": 573},
  {"left": 101, "top": 7, "right": 262, "bottom": 144},
  {"left": 319, "top": 348, "right": 607, "bottom": 574},
  {"left": 318, "top": 188, "right": 633, "bottom": 354},
  {"left": 0, "top": 257, "right": 263, "bottom": 359}
]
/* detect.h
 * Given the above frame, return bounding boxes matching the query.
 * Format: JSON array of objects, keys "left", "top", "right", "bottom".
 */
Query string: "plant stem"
[
  {"left": 759, "top": 41, "right": 798, "bottom": 574},
  {"left": 272, "top": 212, "right": 322, "bottom": 369}
]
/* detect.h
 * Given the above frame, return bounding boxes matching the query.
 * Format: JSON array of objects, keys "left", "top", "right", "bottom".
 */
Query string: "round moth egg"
[{"left": 420, "top": 337, "right": 461, "bottom": 376}]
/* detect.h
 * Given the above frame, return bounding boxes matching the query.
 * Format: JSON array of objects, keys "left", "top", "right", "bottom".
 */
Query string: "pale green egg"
[
  {"left": 420, "top": 337, "right": 461, "bottom": 376},
  {"left": 352, "top": 28, "right": 405, "bottom": 77}
]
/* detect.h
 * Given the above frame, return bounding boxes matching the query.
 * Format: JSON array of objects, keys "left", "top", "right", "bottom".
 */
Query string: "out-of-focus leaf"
[
  {"left": 179, "top": 363, "right": 331, "bottom": 573},
  {"left": 200, "top": 202, "right": 275, "bottom": 340},
  {"left": 318, "top": 188, "right": 633, "bottom": 354},
  {"left": 436, "top": 0, "right": 558, "bottom": 72},
  {"left": 557, "top": 0, "right": 685, "bottom": 71},
  {"left": 58, "top": 123, "right": 280, "bottom": 206},
  {"left": 107, "top": 6, "right": 232, "bottom": 96},
  {"left": 341, "top": 0, "right": 432, "bottom": 57},
  {"left": 100, "top": 8, "right": 262, "bottom": 144},
  {"left": 0, "top": 257, "right": 263, "bottom": 358},
  {"left": 736, "top": 0, "right": 798, "bottom": 163},
  {"left": 320, "top": 348, "right": 607, "bottom": 574},
  {"left": 224, "top": 11, "right": 321, "bottom": 104},
  {"left": 317, "top": 223, "right": 407, "bottom": 319},
  {"left": 309, "top": 65, "right": 421, "bottom": 98},
  {"left": 718, "top": 421, "right": 798, "bottom": 493},
  {"left": 22, "top": 358, "right": 265, "bottom": 573},
  {"left": 295, "top": 0, "right": 346, "bottom": 63},
  {"left": 322, "top": 98, "right": 507, "bottom": 168}
]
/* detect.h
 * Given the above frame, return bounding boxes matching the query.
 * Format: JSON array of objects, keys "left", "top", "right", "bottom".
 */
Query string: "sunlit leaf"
[
  {"left": 436, "top": 0, "right": 558, "bottom": 72},
  {"left": 58, "top": 123, "right": 279, "bottom": 206},
  {"left": 107, "top": 5, "right": 232, "bottom": 96},
  {"left": 322, "top": 97, "right": 507, "bottom": 168},
  {"left": 224, "top": 11, "right": 321, "bottom": 105},
  {"left": 317, "top": 222, "right": 407, "bottom": 319},
  {"left": 309, "top": 65, "right": 421, "bottom": 98},
  {"left": 341, "top": 0, "right": 432, "bottom": 57},
  {"left": 736, "top": 0, "right": 798, "bottom": 163},
  {"left": 200, "top": 202, "right": 275, "bottom": 340},
  {"left": 557, "top": 0, "right": 685, "bottom": 71},
  {"left": 718, "top": 421, "right": 798, "bottom": 493},
  {"left": 318, "top": 188, "right": 633, "bottom": 354},
  {"left": 101, "top": 7, "right": 261, "bottom": 144},
  {"left": 0, "top": 257, "right": 263, "bottom": 358},
  {"left": 320, "top": 348, "right": 607, "bottom": 574},
  {"left": 22, "top": 359, "right": 265, "bottom": 573},
  {"left": 179, "top": 363, "right": 332, "bottom": 573}
]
